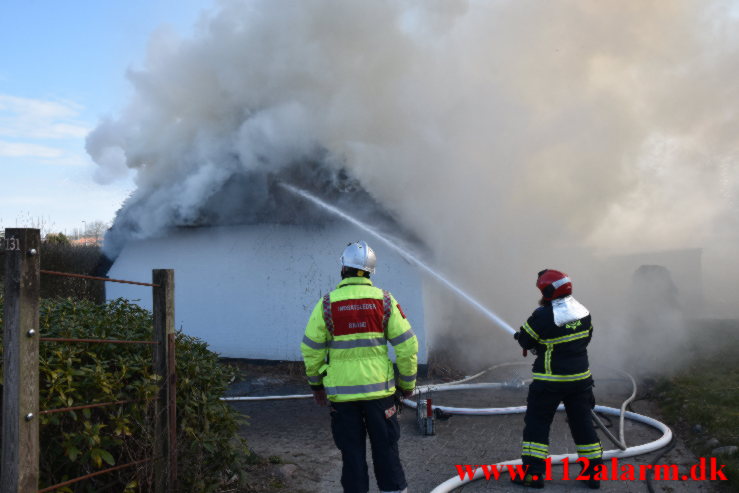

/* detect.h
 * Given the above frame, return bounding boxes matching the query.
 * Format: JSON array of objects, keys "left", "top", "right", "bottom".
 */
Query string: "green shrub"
[{"left": 0, "top": 296, "right": 249, "bottom": 492}]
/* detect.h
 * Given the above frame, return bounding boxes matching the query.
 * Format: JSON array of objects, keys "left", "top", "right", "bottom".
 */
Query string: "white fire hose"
[
  {"left": 410, "top": 402, "right": 671, "bottom": 492},
  {"left": 220, "top": 382, "right": 511, "bottom": 402},
  {"left": 222, "top": 365, "right": 672, "bottom": 492},
  {"left": 407, "top": 365, "right": 671, "bottom": 492}
]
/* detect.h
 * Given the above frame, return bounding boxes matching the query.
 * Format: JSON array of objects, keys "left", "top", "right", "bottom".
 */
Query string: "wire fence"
[
  {"left": 40, "top": 269, "right": 160, "bottom": 287},
  {"left": 1, "top": 228, "right": 177, "bottom": 493},
  {"left": 38, "top": 337, "right": 160, "bottom": 345},
  {"left": 37, "top": 458, "right": 157, "bottom": 493}
]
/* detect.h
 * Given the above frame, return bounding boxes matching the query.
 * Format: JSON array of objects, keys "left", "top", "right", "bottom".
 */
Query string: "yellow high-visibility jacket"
[{"left": 301, "top": 277, "right": 418, "bottom": 402}]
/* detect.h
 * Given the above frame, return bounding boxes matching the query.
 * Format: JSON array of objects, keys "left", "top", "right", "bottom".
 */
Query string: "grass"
[{"left": 655, "top": 319, "right": 739, "bottom": 491}]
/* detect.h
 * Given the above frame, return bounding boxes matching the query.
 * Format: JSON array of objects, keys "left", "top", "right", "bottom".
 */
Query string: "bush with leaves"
[{"left": 0, "top": 296, "right": 249, "bottom": 492}]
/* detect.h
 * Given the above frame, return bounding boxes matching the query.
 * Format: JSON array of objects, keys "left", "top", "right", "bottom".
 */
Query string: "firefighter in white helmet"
[
  {"left": 512, "top": 269, "right": 602, "bottom": 489},
  {"left": 301, "top": 241, "right": 418, "bottom": 493}
]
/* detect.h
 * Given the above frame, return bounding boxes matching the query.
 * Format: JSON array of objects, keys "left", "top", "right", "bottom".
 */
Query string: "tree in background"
[
  {"left": 83, "top": 220, "right": 109, "bottom": 241},
  {"left": 1, "top": 219, "right": 110, "bottom": 301},
  {"left": 45, "top": 233, "right": 71, "bottom": 246},
  {"left": 0, "top": 229, "right": 105, "bottom": 302}
]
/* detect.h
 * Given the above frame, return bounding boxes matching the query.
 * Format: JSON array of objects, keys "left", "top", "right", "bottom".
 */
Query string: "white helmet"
[{"left": 340, "top": 241, "right": 376, "bottom": 274}]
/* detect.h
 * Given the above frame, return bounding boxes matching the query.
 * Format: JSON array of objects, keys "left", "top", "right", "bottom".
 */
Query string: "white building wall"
[{"left": 107, "top": 224, "right": 428, "bottom": 362}]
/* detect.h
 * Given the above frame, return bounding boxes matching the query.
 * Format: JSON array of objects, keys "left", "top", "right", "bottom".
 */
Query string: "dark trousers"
[
  {"left": 521, "top": 379, "right": 600, "bottom": 474},
  {"left": 330, "top": 395, "right": 407, "bottom": 493}
]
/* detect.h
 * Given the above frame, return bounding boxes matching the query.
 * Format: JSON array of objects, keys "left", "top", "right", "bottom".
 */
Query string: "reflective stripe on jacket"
[
  {"left": 300, "top": 277, "right": 418, "bottom": 402},
  {"left": 516, "top": 305, "right": 592, "bottom": 382}
]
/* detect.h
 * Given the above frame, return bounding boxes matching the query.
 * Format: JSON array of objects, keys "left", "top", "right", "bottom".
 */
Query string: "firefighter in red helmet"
[{"left": 512, "top": 269, "right": 602, "bottom": 489}]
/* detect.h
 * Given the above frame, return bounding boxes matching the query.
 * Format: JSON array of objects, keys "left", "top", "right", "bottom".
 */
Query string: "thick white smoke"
[{"left": 88, "top": 0, "right": 739, "bottom": 373}]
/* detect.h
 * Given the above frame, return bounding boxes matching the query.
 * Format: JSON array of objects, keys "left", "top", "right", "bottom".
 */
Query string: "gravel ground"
[{"left": 227, "top": 364, "right": 724, "bottom": 493}]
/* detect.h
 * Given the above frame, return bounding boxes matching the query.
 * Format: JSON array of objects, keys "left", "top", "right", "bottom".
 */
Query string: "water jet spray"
[{"left": 279, "top": 182, "right": 516, "bottom": 336}]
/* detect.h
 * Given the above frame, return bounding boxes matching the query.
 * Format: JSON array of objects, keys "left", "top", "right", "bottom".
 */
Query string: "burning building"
[
  {"left": 105, "top": 164, "right": 430, "bottom": 362},
  {"left": 91, "top": 1, "right": 739, "bottom": 374}
]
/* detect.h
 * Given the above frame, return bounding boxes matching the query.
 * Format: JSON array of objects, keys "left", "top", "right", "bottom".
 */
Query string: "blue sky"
[{"left": 0, "top": 0, "right": 212, "bottom": 235}]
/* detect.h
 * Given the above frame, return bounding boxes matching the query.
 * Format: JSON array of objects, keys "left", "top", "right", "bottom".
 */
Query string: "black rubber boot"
[
  {"left": 511, "top": 472, "right": 545, "bottom": 489},
  {"left": 579, "top": 459, "right": 602, "bottom": 489}
]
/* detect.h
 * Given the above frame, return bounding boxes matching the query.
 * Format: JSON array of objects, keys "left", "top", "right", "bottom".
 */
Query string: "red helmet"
[{"left": 536, "top": 269, "right": 572, "bottom": 300}]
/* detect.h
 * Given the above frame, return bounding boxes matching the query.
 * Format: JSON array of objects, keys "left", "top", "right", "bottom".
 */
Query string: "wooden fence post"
[
  {"left": 153, "top": 269, "right": 176, "bottom": 493},
  {"left": 1, "top": 228, "right": 40, "bottom": 493}
]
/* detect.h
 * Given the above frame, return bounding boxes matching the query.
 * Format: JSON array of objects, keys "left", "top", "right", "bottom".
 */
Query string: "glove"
[
  {"left": 312, "top": 388, "right": 328, "bottom": 407},
  {"left": 514, "top": 331, "right": 526, "bottom": 356},
  {"left": 396, "top": 387, "right": 414, "bottom": 400}
]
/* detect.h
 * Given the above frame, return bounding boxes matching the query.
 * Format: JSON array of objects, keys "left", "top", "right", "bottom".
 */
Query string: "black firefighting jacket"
[{"left": 515, "top": 303, "right": 593, "bottom": 382}]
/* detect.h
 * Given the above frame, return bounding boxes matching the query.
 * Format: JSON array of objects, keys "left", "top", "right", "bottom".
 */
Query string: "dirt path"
[{"left": 227, "top": 365, "right": 723, "bottom": 493}]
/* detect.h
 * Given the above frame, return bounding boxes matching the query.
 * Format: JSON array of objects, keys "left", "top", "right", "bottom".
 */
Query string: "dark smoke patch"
[{"left": 103, "top": 154, "right": 422, "bottom": 260}]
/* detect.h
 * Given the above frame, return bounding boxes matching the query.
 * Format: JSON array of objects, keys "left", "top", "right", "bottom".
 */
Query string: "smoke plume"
[{"left": 88, "top": 0, "right": 739, "bottom": 374}]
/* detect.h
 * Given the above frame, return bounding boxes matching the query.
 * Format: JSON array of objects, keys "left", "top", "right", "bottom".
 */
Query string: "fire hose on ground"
[{"left": 221, "top": 365, "right": 672, "bottom": 492}]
